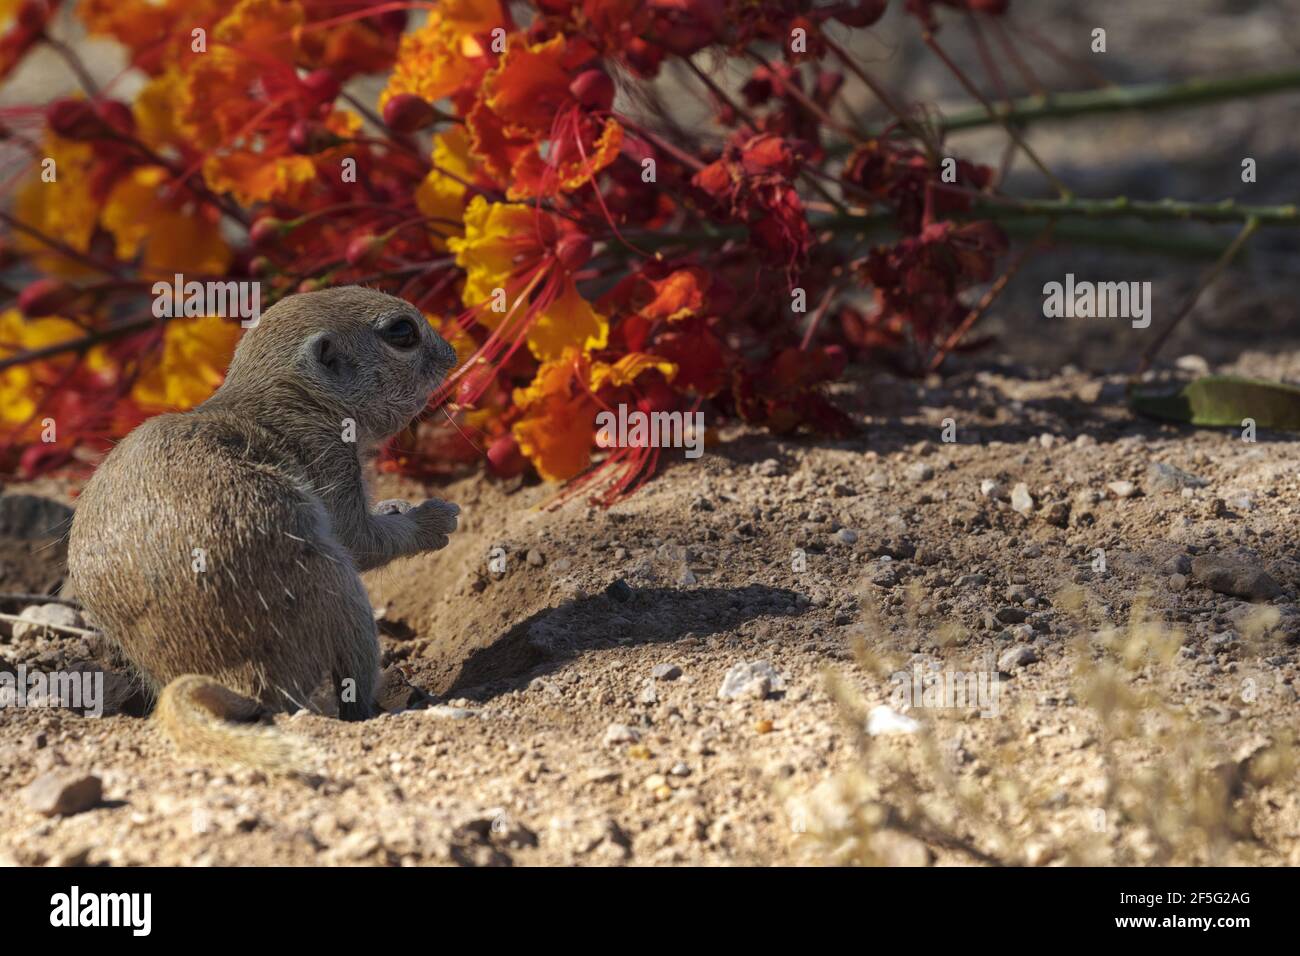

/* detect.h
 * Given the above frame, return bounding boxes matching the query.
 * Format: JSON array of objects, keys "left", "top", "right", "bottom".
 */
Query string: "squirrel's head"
[{"left": 221, "top": 286, "right": 457, "bottom": 444}]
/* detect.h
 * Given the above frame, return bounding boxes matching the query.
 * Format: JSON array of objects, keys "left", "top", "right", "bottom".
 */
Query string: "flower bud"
[
  {"left": 249, "top": 217, "right": 289, "bottom": 248},
  {"left": 382, "top": 93, "right": 438, "bottom": 133},
  {"left": 345, "top": 234, "right": 386, "bottom": 268},
  {"left": 556, "top": 233, "right": 593, "bottom": 272},
  {"left": 569, "top": 69, "right": 615, "bottom": 111},
  {"left": 301, "top": 68, "right": 340, "bottom": 104}
]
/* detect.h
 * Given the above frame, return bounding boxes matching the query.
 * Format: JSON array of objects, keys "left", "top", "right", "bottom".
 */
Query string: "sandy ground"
[{"left": 2, "top": 348, "right": 1299, "bottom": 866}]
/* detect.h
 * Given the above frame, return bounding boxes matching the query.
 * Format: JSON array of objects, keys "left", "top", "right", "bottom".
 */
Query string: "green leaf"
[{"left": 1130, "top": 375, "right": 1300, "bottom": 429}]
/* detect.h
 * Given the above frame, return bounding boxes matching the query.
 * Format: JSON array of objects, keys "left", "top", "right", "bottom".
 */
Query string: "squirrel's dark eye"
[{"left": 379, "top": 317, "right": 420, "bottom": 349}]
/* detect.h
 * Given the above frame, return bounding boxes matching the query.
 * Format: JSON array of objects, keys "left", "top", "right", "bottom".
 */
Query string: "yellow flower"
[
  {"left": 131, "top": 315, "right": 242, "bottom": 411},
  {"left": 448, "top": 196, "right": 607, "bottom": 362},
  {"left": 0, "top": 309, "right": 106, "bottom": 427},
  {"left": 415, "top": 126, "right": 476, "bottom": 246},
  {"left": 12, "top": 136, "right": 99, "bottom": 277},
  {"left": 102, "top": 167, "right": 233, "bottom": 277}
]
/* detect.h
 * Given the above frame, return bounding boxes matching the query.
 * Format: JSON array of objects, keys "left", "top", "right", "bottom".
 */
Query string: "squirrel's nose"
[{"left": 434, "top": 335, "right": 457, "bottom": 371}]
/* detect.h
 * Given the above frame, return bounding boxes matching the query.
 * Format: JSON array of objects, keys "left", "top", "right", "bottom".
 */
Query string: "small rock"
[
  {"left": 831, "top": 483, "right": 857, "bottom": 498},
  {"left": 979, "top": 479, "right": 1005, "bottom": 500},
  {"left": 9, "top": 603, "right": 84, "bottom": 642},
  {"left": 1005, "top": 585, "right": 1034, "bottom": 604},
  {"left": 1042, "top": 501, "right": 1070, "bottom": 527},
  {"left": 1191, "top": 554, "right": 1284, "bottom": 601},
  {"left": 1106, "top": 480, "right": 1137, "bottom": 499},
  {"left": 678, "top": 568, "right": 698, "bottom": 586},
  {"left": 868, "top": 829, "right": 933, "bottom": 867},
  {"left": 1168, "top": 573, "right": 1188, "bottom": 592},
  {"left": 602, "top": 723, "right": 640, "bottom": 746},
  {"left": 526, "top": 549, "right": 546, "bottom": 567},
  {"left": 1148, "top": 461, "right": 1206, "bottom": 494},
  {"left": 23, "top": 772, "right": 102, "bottom": 817},
  {"left": 718, "top": 660, "right": 785, "bottom": 700},
  {"left": 995, "top": 606, "right": 1029, "bottom": 624},
  {"left": 997, "top": 646, "right": 1039, "bottom": 672},
  {"left": 1010, "top": 483, "right": 1035, "bottom": 516},
  {"left": 637, "top": 680, "right": 658, "bottom": 705},
  {"left": 423, "top": 705, "right": 476, "bottom": 720},
  {"left": 836, "top": 528, "right": 858, "bottom": 545},
  {"left": 866, "top": 705, "right": 920, "bottom": 736},
  {"left": 1162, "top": 554, "right": 1192, "bottom": 575},
  {"left": 871, "top": 564, "right": 899, "bottom": 588},
  {"left": 651, "top": 663, "right": 682, "bottom": 681},
  {"left": 905, "top": 462, "right": 934, "bottom": 482}
]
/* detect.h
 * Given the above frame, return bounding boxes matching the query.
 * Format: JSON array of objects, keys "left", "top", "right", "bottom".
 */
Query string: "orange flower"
[
  {"left": 640, "top": 268, "right": 710, "bottom": 321},
  {"left": 378, "top": 0, "right": 504, "bottom": 109},
  {"left": 101, "top": 167, "right": 233, "bottom": 277},
  {"left": 469, "top": 34, "right": 623, "bottom": 200},
  {"left": 510, "top": 348, "right": 676, "bottom": 482}
]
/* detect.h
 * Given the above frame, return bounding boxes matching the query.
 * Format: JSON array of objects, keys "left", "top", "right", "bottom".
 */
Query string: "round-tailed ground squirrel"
[{"left": 68, "top": 287, "right": 460, "bottom": 772}]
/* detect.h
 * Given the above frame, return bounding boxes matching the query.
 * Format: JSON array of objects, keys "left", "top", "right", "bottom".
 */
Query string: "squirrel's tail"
[{"left": 155, "top": 675, "right": 321, "bottom": 775}]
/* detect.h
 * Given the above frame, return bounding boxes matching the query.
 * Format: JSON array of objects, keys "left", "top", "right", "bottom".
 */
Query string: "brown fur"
[{"left": 68, "top": 287, "right": 459, "bottom": 772}]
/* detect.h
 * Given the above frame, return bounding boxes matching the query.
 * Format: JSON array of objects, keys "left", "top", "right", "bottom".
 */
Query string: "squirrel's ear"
[{"left": 305, "top": 331, "right": 353, "bottom": 380}]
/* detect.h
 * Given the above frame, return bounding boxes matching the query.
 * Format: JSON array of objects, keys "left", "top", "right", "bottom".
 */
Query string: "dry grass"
[{"left": 785, "top": 584, "right": 1298, "bottom": 866}]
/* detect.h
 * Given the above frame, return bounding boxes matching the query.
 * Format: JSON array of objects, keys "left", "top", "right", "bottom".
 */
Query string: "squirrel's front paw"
[{"left": 407, "top": 498, "right": 459, "bottom": 551}]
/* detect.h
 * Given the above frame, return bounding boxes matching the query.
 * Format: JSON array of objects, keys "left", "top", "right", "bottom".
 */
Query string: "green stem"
[
  {"left": 967, "top": 195, "right": 1298, "bottom": 225},
  {"left": 938, "top": 68, "right": 1300, "bottom": 133}
]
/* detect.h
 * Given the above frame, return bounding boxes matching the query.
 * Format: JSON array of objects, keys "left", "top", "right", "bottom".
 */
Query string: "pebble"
[
  {"left": 836, "top": 528, "right": 858, "bottom": 545},
  {"left": 651, "top": 663, "right": 683, "bottom": 681},
  {"left": 638, "top": 680, "right": 658, "bottom": 705},
  {"left": 1148, "top": 461, "right": 1206, "bottom": 494},
  {"left": 9, "top": 603, "right": 85, "bottom": 642},
  {"left": 718, "top": 660, "right": 785, "bottom": 700},
  {"left": 866, "top": 705, "right": 920, "bottom": 735},
  {"left": 997, "top": 646, "right": 1039, "bottom": 672},
  {"left": 423, "top": 705, "right": 476, "bottom": 720},
  {"left": 1010, "top": 483, "right": 1034, "bottom": 515},
  {"left": 906, "top": 462, "right": 934, "bottom": 482},
  {"left": 526, "top": 549, "right": 546, "bottom": 567},
  {"left": 979, "top": 479, "right": 1005, "bottom": 500},
  {"left": 995, "top": 606, "right": 1029, "bottom": 624},
  {"left": 1191, "top": 554, "right": 1284, "bottom": 601},
  {"left": 1106, "top": 480, "right": 1137, "bottom": 499},
  {"left": 1005, "top": 585, "right": 1034, "bottom": 604},
  {"left": 868, "top": 829, "right": 933, "bottom": 867},
  {"left": 603, "top": 723, "right": 640, "bottom": 746},
  {"left": 1168, "top": 573, "right": 1188, "bottom": 592},
  {"left": 23, "top": 772, "right": 102, "bottom": 817}
]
